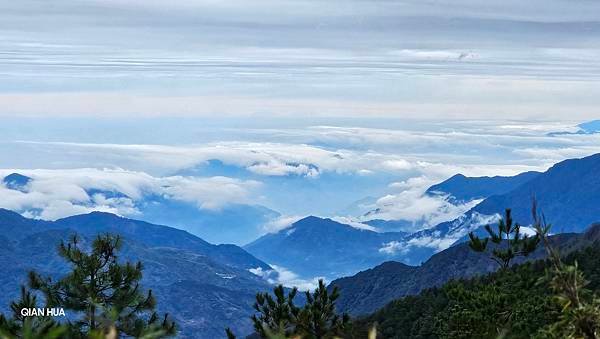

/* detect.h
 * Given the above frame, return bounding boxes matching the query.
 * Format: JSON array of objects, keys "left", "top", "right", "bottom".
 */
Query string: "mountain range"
[
  {"left": 472, "top": 153, "right": 600, "bottom": 233},
  {"left": 246, "top": 153, "right": 600, "bottom": 280},
  {"left": 328, "top": 153, "right": 600, "bottom": 316},
  {"left": 2, "top": 152, "right": 600, "bottom": 337},
  {"left": 362, "top": 170, "right": 540, "bottom": 233},
  {"left": 548, "top": 120, "right": 600, "bottom": 136},
  {"left": 330, "top": 225, "right": 599, "bottom": 316},
  {"left": 0, "top": 209, "right": 272, "bottom": 338},
  {"left": 0, "top": 171, "right": 279, "bottom": 245},
  {"left": 425, "top": 171, "right": 540, "bottom": 203},
  {"left": 245, "top": 216, "right": 409, "bottom": 279},
  {"left": 380, "top": 152, "right": 600, "bottom": 262}
]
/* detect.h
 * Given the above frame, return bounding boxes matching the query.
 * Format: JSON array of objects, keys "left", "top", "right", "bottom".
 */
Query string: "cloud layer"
[
  {"left": 365, "top": 176, "right": 483, "bottom": 229},
  {"left": 0, "top": 169, "right": 260, "bottom": 220},
  {"left": 1, "top": 1, "right": 600, "bottom": 119},
  {"left": 0, "top": 119, "right": 598, "bottom": 233}
]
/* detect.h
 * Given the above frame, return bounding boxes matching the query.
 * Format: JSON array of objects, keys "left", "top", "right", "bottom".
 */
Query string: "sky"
[
  {"left": 0, "top": 1, "right": 600, "bottom": 235},
  {"left": 1, "top": 0, "right": 600, "bottom": 119}
]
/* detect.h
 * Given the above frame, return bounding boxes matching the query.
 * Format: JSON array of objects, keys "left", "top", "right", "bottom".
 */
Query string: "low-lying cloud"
[
  {"left": 249, "top": 265, "right": 324, "bottom": 291},
  {"left": 0, "top": 168, "right": 260, "bottom": 220},
  {"left": 365, "top": 176, "right": 482, "bottom": 231}
]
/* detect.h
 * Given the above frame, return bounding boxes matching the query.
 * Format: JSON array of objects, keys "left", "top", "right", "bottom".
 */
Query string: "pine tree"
[
  {"left": 28, "top": 233, "right": 175, "bottom": 337},
  {"left": 296, "top": 280, "right": 350, "bottom": 338},
  {"left": 251, "top": 285, "right": 299, "bottom": 338},
  {"left": 533, "top": 204, "right": 600, "bottom": 339},
  {"left": 468, "top": 208, "right": 541, "bottom": 269},
  {"left": 0, "top": 286, "right": 67, "bottom": 339},
  {"left": 226, "top": 279, "right": 350, "bottom": 338}
]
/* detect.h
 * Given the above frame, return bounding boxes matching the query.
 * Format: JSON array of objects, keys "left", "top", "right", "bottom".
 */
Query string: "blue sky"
[{"left": 0, "top": 1, "right": 599, "bottom": 232}]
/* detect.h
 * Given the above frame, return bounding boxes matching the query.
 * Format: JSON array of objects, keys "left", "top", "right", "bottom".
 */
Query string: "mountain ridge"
[
  {"left": 330, "top": 228, "right": 592, "bottom": 316},
  {"left": 0, "top": 209, "right": 273, "bottom": 338},
  {"left": 425, "top": 171, "right": 540, "bottom": 203},
  {"left": 245, "top": 216, "right": 409, "bottom": 279}
]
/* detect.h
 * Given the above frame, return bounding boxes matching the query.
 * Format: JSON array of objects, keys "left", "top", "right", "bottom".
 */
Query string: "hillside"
[
  {"left": 425, "top": 171, "right": 540, "bottom": 203},
  {"left": 472, "top": 153, "right": 600, "bottom": 233},
  {"left": 362, "top": 170, "right": 540, "bottom": 233},
  {"left": 246, "top": 154, "right": 600, "bottom": 281},
  {"left": 0, "top": 209, "right": 272, "bottom": 338},
  {"left": 348, "top": 244, "right": 600, "bottom": 338},
  {"left": 245, "top": 216, "right": 408, "bottom": 279},
  {"left": 330, "top": 226, "right": 594, "bottom": 316},
  {"left": 383, "top": 153, "right": 600, "bottom": 267},
  {"left": 0, "top": 172, "right": 280, "bottom": 246}
]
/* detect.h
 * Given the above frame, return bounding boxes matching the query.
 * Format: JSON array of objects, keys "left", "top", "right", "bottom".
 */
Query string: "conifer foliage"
[
  {"left": 533, "top": 205, "right": 600, "bottom": 339},
  {"left": 25, "top": 233, "right": 175, "bottom": 338},
  {"left": 295, "top": 280, "right": 350, "bottom": 338},
  {"left": 0, "top": 286, "right": 67, "bottom": 338},
  {"left": 251, "top": 285, "right": 300, "bottom": 338},
  {"left": 468, "top": 208, "right": 541, "bottom": 269},
  {"left": 226, "top": 279, "right": 350, "bottom": 339}
]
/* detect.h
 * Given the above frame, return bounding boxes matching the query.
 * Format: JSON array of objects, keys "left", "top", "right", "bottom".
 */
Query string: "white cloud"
[
  {"left": 0, "top": 168, "right": 260, "bottom": 220},
  {"left": 520, "top": 226, "right": 537, "bottom": 236},
  {"left": 2, "top": 0, "right": 600, "bottom": 122},
  {"left": 2, "top": 120, "right": 599, "bottom": 220},
  {"left": 160, "top": 175, "right": 261, "bottom": 210},
  {"left": 249, "top": 265, "right": 324, "bottom": 291},
  {"left": 406, "top": 235, "right": 458, "bottom": 252},
  {"left": 378, "top": 235, "right": 457, "bottom": 255},
  {"left": 247, "top": 162, "right": 319, "bottom": 177},
  {"left": 379, "top": 212, "right": 501, "bottom": 256},
  {"left": 330, "top": 216, "right": 379, "bottom": 232},
  {"left": 262, "top": 215, "right": 378, "bottom": 234},
  {"left": 365, "top": 176, "right": 482, "bottom": 231},
  {"left": 15, "top": 140, "right": 423, "bottom": 178},
  {"left": 262, "top": 215, "right": 305, "bottom": 234},
  {"left": 381, "top": 159, "right": 413, "bottom": 171},
  {"left": 379, "top": 241, "right": 405, "bottom": 255}
]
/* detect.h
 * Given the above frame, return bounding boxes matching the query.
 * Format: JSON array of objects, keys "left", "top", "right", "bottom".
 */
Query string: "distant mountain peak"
[
  {"left": 425, "top": 171, "right": 540, "bottom": 203},
  {"left": 297, "top": 215, "right": 324, "bottom": 222},
  {"left": 449, "top": 173, "right": 467, "bottom": 179},
  {"left": 3, "top": 173, "right": 32, "bottom": 192},
  {"left": 578, "top": 120, "right": 600, "bottom": 134},
  {"left": 245, "top": 215, "right": 410, "bottom": 279},
  {"left": 87, "top": 210, "right": 123, "bottom": 218},
  {"left": 548, "top": 120, "right": 600, "bottom": 136},
  {"left": 61, "top": 210, "right": 129, "bottom": 223},
  {"left": 293, "top": 215, "right": 330, "bottom": 226}
]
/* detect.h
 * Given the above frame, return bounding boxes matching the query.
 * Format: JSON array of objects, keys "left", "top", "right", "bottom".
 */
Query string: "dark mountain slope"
[
  {"left": 245, "top": 216, "right": 408, "bottom": 279},
  {"left": 387, "top": 153, "right": 600, "bottom": 267},
  {"left": 2, "top": 172, "right": 280, "bottom": 246},
  {"left": 329, "top": 261, "right": 417, "bottom": 315},
  {"left": 0, "top": 209, "right": 53, "bottom": 239},
  {"left": 362, "top": 171, "right": 539, "bottom": 232},
  {"left": 331, "top": 229, "right": 586, "bottom": 316},
  {"left": 2, "top": 173, "right": 32, "bottom": 192},
  {"left": 0, "top": 210, "right": 273, "bottom": 338},
  {"left": 426, "top": 171, "right": 540, "bottom": 203},
  {"left": 349, "top": 244, "right": 600, "bottom": 339},
  {"left": 56, "top": 211, "right": 270, "bottom": 271},
  {"left": 473, "top": 153, "right": 600, "bottom": 233}
]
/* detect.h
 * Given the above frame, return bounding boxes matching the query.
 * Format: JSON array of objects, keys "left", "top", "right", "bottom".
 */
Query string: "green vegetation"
[
  {"left": 0, "top": 234, "right": 175, "bottom": 339},
  {"left": 226, "top": 280, "right": 350, "bottom": 339},
  {"left": 468, "top": 209, "right": 541, "bottom": 269},
  {"left": 0, "top": 287, "right": 67, "bottom": 339},
  {"left": 350, "top": 245, "right": 600, "bottom": 338},
  {"left": 351, "top": 205, "right": 600, "bottom": 339},
  {"left": 533, "top": 209, "right": 600, "bottom": 338}
]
